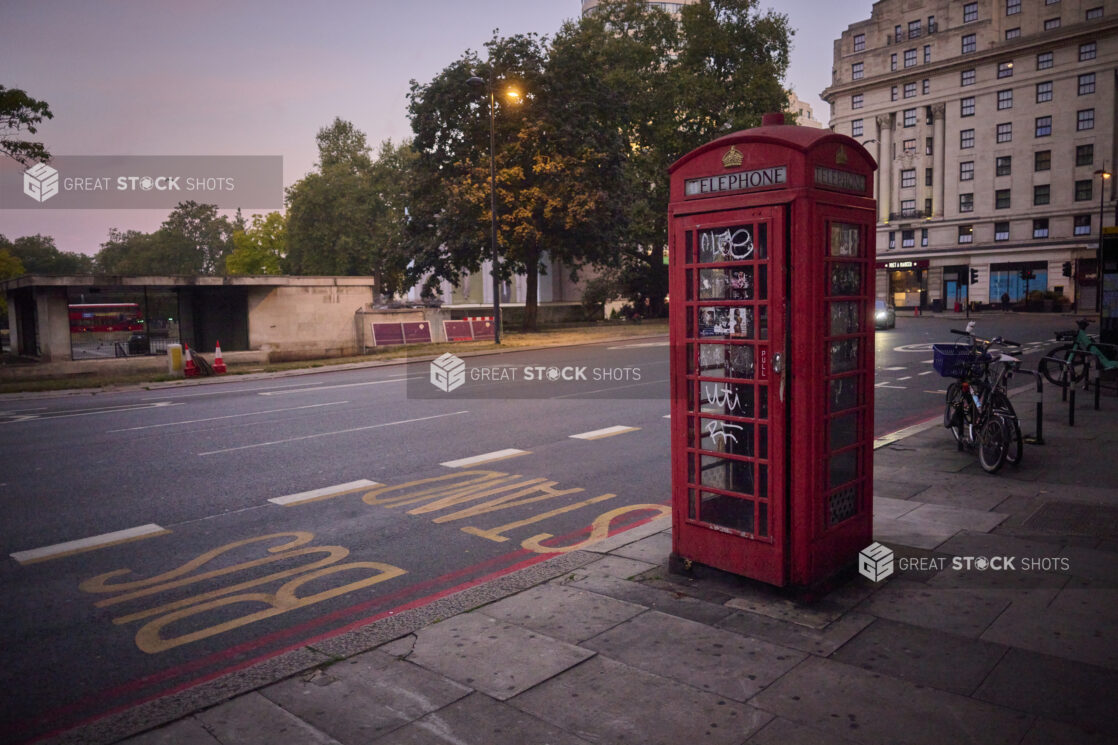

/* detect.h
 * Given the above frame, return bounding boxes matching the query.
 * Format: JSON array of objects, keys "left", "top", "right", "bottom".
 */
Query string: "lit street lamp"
[
  {"left": 466, "top": 73, "right": 520, "bottom": 344},
  {"left": 1095, "top": 166, "right": 1111, "bottom": 313}
]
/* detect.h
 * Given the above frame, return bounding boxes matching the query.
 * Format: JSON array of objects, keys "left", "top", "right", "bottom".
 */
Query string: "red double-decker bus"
[{"left": 68, "top": 303, "right": 144, "bottom": 333}]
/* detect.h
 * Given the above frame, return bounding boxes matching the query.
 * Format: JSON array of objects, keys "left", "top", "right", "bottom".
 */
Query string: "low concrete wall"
[
  {"left": 248, "top": 285, "right": 374, "bottom": 361},
  {"left": 0, "top": 350, "right": 268, "bottom": 381}
]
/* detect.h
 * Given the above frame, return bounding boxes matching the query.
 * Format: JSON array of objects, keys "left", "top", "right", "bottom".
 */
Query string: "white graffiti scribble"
[
  {"left": 706, "top": 419, "right": 744, "bottom": 446},
  {"left": 705, "top": 383, "right": 742, "bottom": 413},
  {"left": 702, "top": 228, "right": 754, "bottom": 261}
]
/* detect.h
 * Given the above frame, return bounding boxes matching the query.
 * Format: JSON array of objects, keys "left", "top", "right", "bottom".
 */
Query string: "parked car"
[{"left": 874, "top": 299, "right": 896, "bottom": 329}]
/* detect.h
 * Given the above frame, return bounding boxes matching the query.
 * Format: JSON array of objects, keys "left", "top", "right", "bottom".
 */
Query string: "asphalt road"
[{"left": 0, "top": 314, "right": 1080, "bottom": 742}]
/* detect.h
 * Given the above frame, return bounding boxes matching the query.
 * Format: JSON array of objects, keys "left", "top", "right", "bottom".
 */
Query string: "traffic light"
[
  {"left": 1062, "top": 261, "right": 1073, "bottom": 277},
  {"left": 970, "top": 268, "right": 979, "bottom": 284},
  {"left": 1019, "top": 269, "right": 1036, "bottom": 281}
]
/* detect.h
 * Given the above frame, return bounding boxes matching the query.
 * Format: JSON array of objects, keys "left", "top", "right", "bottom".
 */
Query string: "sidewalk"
[{"left": 62, "top": 390, "right": 1118, "bottom": 745}]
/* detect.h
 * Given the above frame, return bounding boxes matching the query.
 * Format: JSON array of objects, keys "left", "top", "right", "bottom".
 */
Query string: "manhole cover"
[{"left": 1023, "top": 502, "right": 1118, "bottom": 537}]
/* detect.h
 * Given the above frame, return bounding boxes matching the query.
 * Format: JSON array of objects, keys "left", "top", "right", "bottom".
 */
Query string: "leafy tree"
[
  {"left": 0, "top": 233, "right": 92, "bottom": 274},
  {"left": 94, "top": 202, "right": 233, "bottom": 275},
  {"left": 285, "top": 121, "right": 413, "bottom": 294},
  {"left": 227, "top": 211, "right": 286, "bottom": 275},
  {"left": 0, "top": 85, "right": 53, "bottom": 165}
]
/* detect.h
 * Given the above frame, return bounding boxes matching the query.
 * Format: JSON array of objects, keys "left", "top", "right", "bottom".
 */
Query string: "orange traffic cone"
[
  {"left": 184, "top": 344, "right": 199, "bottom": 378},
  {"left": 213, "top": 340, "right": 227, "bottom": 374}
]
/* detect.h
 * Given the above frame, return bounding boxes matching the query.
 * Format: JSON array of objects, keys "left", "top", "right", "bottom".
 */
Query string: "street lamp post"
[
  {"left": 467, "top": 74, "right": 519, "bottom": 344},
  {"left": 1095, "top": 166, "right": 1112, "bottom": 313}
]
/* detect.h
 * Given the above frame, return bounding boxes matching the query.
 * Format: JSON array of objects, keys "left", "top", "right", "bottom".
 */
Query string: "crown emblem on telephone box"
[{"left": 722, "top": 145, "right": 744, "bottom": 169}]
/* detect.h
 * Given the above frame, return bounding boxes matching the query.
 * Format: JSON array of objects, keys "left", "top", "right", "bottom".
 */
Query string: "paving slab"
[
  {"left": 752, "top": 656, "right": 1033, "bottom": 745},
  {"left": 974, "top": 647, "right": 1118, "bottom": 736},
  {"left": 607, "top": 531, "right": 673, "bottom": 564},
  {"left": 581, "top": 516, "right": 670, "bottom": 555},
  {"left": 512, "top": 656, "right": 773, "bottom": 745},
  {"left": 745, "top": 715, "right": 862, "bottom": 745},
  {"left": 383, "top": 692, "right": 594, "bottom": 745},
  {"left": 475, "top": 582, "right": 644, "bottom": 644},
  {"left": 829, "top": 617, "right": 1008, "bottom": 695},
  {"left": 716, "top": 609, "right": 876, "bottom": 657},
  {"left": 562, "top": 572, "right": 736, "bottom": 626},
  {"left": 872, "top": 478, "right": 931, "bottom": 500},
  {"left": 902, "top": 482, "right": 1035, "bottom": 511},
  {"left": 397, "top": 612, "right": 594, "bottom": 701},
  {"left": 853, "top": 579, "right": 1012, "bottom": 637},
  {"left": 895, "top": 502, "right": 1009, "bottom": 534},
  {"left": 979, "top": 587, "right": 1118, "bottom": 669},
  {"left": 194, "top": 691, "right": 340, "bottom": 745},
  {"left": 259, "top": 650, "right": 471, "bottom": 744},
  {"left": 872, "top": 496, "right": 922, "bottom": 520},
  {"left": 561, "top": 553, "right": 657, "bottom": 581},
  {"left": 582, "top": 610, "right": 805, "bottom": 702},
  {"left": 1019, "top": 717, "right": 1118, "bottom": 745},
  {"left": 118, "top": 717, "right": 221, "bottom": 745},
  {"left": 873, "top": 516, "right": 959, "bottom": 549}
]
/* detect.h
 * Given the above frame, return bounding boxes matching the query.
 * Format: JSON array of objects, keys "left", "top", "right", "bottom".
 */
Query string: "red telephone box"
[{"left": 668, "top": 113, "right": 877, "bottom": 587}]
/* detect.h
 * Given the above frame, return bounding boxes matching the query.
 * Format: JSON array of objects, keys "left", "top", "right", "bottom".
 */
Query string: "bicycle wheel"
[
  {"left": 989, "top": 392, "right": 1022, "bottom": 466},
  {"left": 945, "top": 383, "right": 964, "bottom": 445},
  {"left": 978, "top": 415, "right": 1009, "bottom": 474},
  {"left": 1039, "top": 345, "right": 1087, "bottom": 387}
]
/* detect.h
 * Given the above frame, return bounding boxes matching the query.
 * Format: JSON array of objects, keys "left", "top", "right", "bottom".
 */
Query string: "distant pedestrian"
[{"left": 1001, "top": 292, "right": 1010, "bottom": 311}]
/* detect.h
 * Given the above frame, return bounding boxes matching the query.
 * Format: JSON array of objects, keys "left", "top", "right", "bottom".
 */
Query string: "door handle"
[{"left": 772, "top": 352, "right": 787, "bottom": 403}]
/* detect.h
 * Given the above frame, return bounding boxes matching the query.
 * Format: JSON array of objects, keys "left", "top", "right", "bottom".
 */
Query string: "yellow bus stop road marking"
[
  {"left": 11, "top": 524, "right": 170, "bottom": 566},
  {"left": 268, "top": 480, "right": 382, "bottom": 506},
  {"left": 440, "top": 449, "right": 530, "bottom": 468},
  {"left": 569, "top": 425, "right": 640, "bottom": 441}
]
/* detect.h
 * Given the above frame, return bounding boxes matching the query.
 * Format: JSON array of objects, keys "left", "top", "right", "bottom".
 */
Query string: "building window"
[
  {"left": 904, "top": 48, "right": 917, "bottom": 67},
  {"left": 925, "top": 137, "right": 934, "bottom": 155},
  {"left": 996, "top": 189, "right": 1012, "bottom": 209},
  {"left": 1006, "top": 28, "right": 1021, "bottom": 40},
  {"left": 853, "top": 33, "right": 865, "bottom": 52},
  {"left": 961, "top": 129, "right": 975, "bottom": 149},
  {"left": 1035, "top": 150, "right": 1051, "bottom": 171},
  {"left": 1033, "top": 219, "right": 1049, "bottom": 238},
  {"left": 1087, "top": 7, "right": 1104, "bottom": 20},
  {"left": 997, "top": 89, "right": 1013, "bottom": 110},
  {"left": 995, "top": 222, "right": 1010, "bottom": 241},
  {"left": 1078, "top": 109, "right": 1095, "bottom": 131},
  {"left": 1079, "top": 73, "right": 1096, "bottom": 95},
  {"left": 902, "top": 229, "right": 915, "bottom": 248},
  {"left": 891, "top": 53, "right": 898, "bottom": 71},
  {"left": 901, "top": 169, "right": 916, "bottom": 188},
  {"left": 960, "top": 193, "right": 974, "bottom": 213},
  {"left": 959, "top": 225, "right": 974, "bottom": 244},
  {"left": 1034, "top": 184, "right": 1051, "bottom": 205},
  {"left": 1080, "top": 42, "right": 1097, "bottom": 62},
  {"left": 1076, "top": 180, "right": 1093, "bottom": 201},
  {"left": 960, "top": 97, "right": 975, "bottom": 117},
  {"left": 1006, "top": 0, "right": 1021, "bottom": 15},
  {"left": 895, "top": 24, "right": 903, "bottom": 41},
  {"left": 1037, "top": 51, "right": 1054, "bottom": 70},
  {"left": 903, "top": 108, "right": 917, "bottom": 127},
  {"left": 962, "top": 34, "right": 976, "bottom": 54},
  {"left": 1035, "top": 116, "right": 1052, "bottom": 137},
  {"left": 960, "top": 161, "right": 975, "bottom": 181},
  {"left": 901, "top": 199, "right": 916, "bottom": 215},
  {"left": 891, "top": 86, "right": 899, "bottom": 101},
  {"left": 902, "top": 138, "right": 916, "bottom": 154},
  {"left": 1045, "top": 0, "right": 1061, "bottom": 4},
  {"left": 924, "top": 45, "right": 931, "bottom": 63},
  {"left": 921, "top": 228, "right": 929, "bottom": 246},
  {"left": 909, "top": 19, "right": 922, "bottom": 38},
  {"left": 1036, "top": 81, "right": 1053, "bottom": 103},
  {"left": 1044, "top": 17, "right": 1061, "bottom": 30},
  {"left": 904, "top": 82, "right": 917, "bottom": 98},
  {"left": 961, "top": 69, "right": 976, "bottom": 86},
  {"left": 1074, "top": 215, "right": 1092, "bottom": 235},
  {"left": 889, "top": 231, "right": 895, "bottom": 249},
  {"left": 996, "top": 122, "right": 1012, "bottom": 143},
  {"left": 925, "top": 167, "right": 934, "bottom": 186},
  {"left": 924, "top": 197, "right": 933, "bottom": 215},
  {"left": 923, "top": 79, "right": 930, "bottom": 94},
  {"left": 852, "top": 119, "right": 863, "bottom": 137},
  {"left": 852, "top": 93, "right": 863, "bottom": 109},
  {"left": 997, "top": 61, "right": 1014, "bottom": 78},
  {"left": 1076, "top": 144, "right": 1094, "bottom": 166},
  {"left": 852, "top": 62, "right": 864, "bottom": 80},
  {"left": 965, "top": 3, "right": 979, "bottom": 22},
  {"left": 996, "top": 156, "right": 1012, "bottom": 176}
]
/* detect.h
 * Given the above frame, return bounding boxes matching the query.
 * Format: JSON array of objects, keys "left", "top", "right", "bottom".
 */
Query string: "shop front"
[{"left": 877, "top": 259, "right": 929, "bottom": 310}]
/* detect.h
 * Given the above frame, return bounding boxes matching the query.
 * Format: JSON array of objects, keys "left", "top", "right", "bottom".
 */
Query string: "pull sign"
[{"left": 759, "top": 347, "right": 769, "bottom": 380}]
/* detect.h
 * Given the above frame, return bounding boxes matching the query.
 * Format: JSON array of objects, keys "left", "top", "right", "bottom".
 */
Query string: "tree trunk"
[{"left": 522, "top": 241, "right": 540, "bottom": 332}]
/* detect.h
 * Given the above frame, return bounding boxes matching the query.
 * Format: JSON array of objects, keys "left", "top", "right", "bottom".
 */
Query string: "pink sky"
[{"left": 0, "top": 0, "right": 873, "bottom": 255}]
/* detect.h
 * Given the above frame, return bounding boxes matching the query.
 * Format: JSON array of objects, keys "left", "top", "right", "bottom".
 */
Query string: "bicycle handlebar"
[{"left": 950, "top": 329, "right": 970, "bottom": 336}]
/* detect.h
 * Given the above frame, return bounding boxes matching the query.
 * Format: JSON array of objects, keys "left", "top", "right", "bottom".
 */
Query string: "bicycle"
[
  {"left": 935, "top": 326, "right": 1023, "bottom": 473},
  {"left": 1038, "top": 319, "right": 1118, "bottom": 388}
]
